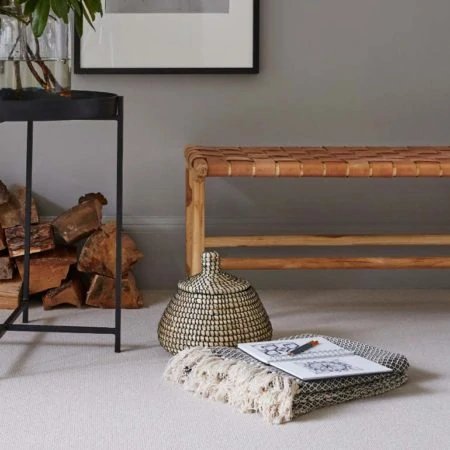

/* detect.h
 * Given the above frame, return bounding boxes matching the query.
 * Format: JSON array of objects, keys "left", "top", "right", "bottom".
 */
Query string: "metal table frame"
[{"left": 0, "top": 90, "right": 124, "bottom": 352}]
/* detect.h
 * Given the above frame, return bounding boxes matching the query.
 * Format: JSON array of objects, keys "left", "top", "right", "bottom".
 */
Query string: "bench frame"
[{"left": 185, "top": 146, "right": 450, "bottom": 276}]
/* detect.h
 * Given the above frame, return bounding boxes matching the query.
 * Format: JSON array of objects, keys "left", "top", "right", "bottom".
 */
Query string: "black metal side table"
[{"left": 0, "top": 90, "right": 124, "bottom": 352}]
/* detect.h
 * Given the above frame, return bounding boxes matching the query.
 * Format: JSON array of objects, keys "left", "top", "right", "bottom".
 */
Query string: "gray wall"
[{"left": 3, "top": 0, "right": 450, "bottom": 289}]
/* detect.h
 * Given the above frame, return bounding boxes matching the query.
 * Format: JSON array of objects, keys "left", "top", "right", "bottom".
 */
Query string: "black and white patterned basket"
[{"left": 158, "top": 251, "right": 273, "bottom": 354}]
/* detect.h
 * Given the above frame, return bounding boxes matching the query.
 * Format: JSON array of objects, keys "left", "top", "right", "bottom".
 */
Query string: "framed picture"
[{"left": 74, "top": 0, "right": 259, "bottom": 74}]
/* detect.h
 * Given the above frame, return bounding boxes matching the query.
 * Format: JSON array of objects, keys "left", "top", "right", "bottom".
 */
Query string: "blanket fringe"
[{"left": 163, "top": 347, "right": 299, "bottom": 425}]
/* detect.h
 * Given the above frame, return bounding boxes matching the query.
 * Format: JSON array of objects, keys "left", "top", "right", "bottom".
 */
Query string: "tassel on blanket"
[{"left": 163, "top": 347, "right": 300, "bottom": 425}]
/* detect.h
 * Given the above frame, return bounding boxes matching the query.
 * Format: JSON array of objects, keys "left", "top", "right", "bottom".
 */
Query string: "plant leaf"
[
  {"left": 91, "top": 0, "right": 103, "bottom": 15},
  {"left": 81, "top": 3, "right": 94, "bottom": 28},
  {"left": 74, "top": 8, "right": 83, "bottom": 36},
  {"left": 68, "top": 0, "right": 84, "bottom": 35},
  {"left": 31, "top": 0, "right": 50, "bottom": 37},
  {"left": 23, "top": 0, "right": 39, "bottom": 17},
  {"left": 83, "top": 0, "right": 102, "bottom": 19},
  {"left": 69, "top": 0, "right": 81, "bottom": 16},
  {"left": 50, "top": 0, "right": 68, "bottom": 22}
]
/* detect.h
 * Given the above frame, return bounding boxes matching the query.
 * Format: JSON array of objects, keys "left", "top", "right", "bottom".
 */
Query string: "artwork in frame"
[{"left": 74, "top": 0, "right": 259, "bottom": 74}]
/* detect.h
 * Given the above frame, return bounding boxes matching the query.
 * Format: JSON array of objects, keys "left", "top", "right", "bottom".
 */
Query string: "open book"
[{"left": 237, "top": 337, "right": 392, "bottom": 381}]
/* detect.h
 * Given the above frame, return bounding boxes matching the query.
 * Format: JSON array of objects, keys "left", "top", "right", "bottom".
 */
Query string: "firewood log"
[
  {"left": 86, "top": 272, "right": 143, "bottom": 309},
  {"left": 0, "top": 180, "right": 10, "bottom": 205},
  {"left": 4, "top": 222, "right": 55, "bottom": 258},
  {"left": 0, "top": 186, "right": 39, "bottom": 228},
  {"left": 16, "top": 246, "right": 77, "bottom": 294},
  {"left": 52, "top": 197, "right": 104, "bottom": 244},
  {"left": 0, "top": 274, "right": 22, "bottom": 309},
  {"left": 42, "top": 276, "right": 85, "bottom": 310},
  {"left": 0, "top": 256, "right": 14, "bottom": 280},
  {"left": 78, "top": 222, "right": 143, "bottom": 277},
  {"left": 78, "top": 192, "right": 107, "bottom": 206},
  {"left": 0, "top": 225, "right": 6, "bottom": 251}
]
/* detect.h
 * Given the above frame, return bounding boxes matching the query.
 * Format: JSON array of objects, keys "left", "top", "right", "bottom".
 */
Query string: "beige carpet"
[{"left": 1, "top": 290, "right": 449, "bottom": 450}]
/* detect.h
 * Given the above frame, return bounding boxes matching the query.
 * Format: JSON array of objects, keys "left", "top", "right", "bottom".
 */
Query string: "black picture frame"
[{"left": 74, "top": 0, "right": 259, "bottom": 74}]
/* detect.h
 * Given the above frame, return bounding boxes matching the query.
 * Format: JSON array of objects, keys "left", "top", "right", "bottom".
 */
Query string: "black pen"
[{"left": 288, "top": 340, "right": 319, "bottom": 356}]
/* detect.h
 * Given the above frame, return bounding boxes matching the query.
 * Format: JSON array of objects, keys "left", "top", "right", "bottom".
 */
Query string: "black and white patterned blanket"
[{"left": 164, "top": 334, "right": 409, "bottom": 424}]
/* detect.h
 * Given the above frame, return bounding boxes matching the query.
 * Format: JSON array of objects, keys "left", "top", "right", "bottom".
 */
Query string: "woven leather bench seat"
[
  {"left": 185, "top": 146, "right": 450, "bottom": 178},
  {"left": 185, "top": 145, "right": 450, "bottom": 276}
]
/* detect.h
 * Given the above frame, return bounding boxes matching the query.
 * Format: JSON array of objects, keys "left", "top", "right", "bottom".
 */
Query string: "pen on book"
[{"left": 288, "top": 340, "right": 319, "bottom": 356}]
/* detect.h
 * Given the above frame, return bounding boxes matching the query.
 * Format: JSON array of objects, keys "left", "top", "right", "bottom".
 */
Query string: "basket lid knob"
[
  {"left": 201, "top": 250, "right": 221, "bottom": 275},
  {"left": 177, "top": 250, "right": 251, "bottom": 294}
]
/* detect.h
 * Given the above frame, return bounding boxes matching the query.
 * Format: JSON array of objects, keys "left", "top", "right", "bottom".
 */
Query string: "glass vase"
[{"left": 0, "top": 4, "right": 70, "bottom": 96}]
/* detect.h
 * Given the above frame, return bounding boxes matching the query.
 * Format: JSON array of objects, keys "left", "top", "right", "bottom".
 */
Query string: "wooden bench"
[{"left": 185, "top": 145, "right": 450, "bottom": 276}]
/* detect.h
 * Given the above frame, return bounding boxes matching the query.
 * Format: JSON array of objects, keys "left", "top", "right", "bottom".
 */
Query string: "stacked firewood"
[{"left": 0, "top": 181, "right": 143, "bottom": 310}]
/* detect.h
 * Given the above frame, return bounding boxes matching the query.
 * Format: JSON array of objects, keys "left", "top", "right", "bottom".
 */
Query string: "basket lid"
[{"left": 178, "top": 251, "right": 252, "bottom": 294}]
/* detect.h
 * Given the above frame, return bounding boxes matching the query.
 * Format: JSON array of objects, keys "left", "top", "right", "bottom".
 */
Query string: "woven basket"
[{"left": 158, "top": 251, "right": 273, "bottom": 354}]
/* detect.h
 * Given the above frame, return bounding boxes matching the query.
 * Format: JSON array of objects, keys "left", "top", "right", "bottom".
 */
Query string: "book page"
[
  {"left": 271, "top": 354, "right": 392, "bottom": 381},
  {"left": 238, "top": 337, "right": 348, "bottom": 364}
]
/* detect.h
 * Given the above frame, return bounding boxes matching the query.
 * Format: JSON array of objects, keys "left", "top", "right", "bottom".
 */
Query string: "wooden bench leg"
[{"left": 185, "top": 163, "right": 206, "bottom": 276}]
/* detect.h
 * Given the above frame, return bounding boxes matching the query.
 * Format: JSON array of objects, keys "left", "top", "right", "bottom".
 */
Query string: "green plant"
[
  {"left": 0, "top": 0, "right": 102, "bottom": 37},
  {"left": 0, "top": 0, "right": 102, "bottom": 93}
]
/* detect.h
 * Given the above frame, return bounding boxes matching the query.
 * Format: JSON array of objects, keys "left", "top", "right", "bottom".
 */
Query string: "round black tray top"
[{"left": 0, "top": 89, "right": 120, "bottom": 122}]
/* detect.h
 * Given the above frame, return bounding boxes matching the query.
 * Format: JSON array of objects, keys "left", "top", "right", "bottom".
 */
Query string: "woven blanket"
[{"left": 163, "top": 334, "right": 409, "bottom": 424}]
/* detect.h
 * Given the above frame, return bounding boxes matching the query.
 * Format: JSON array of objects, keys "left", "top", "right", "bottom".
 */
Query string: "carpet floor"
[{"left": 1, "top": 290, "right": 449, "bottom": 450}]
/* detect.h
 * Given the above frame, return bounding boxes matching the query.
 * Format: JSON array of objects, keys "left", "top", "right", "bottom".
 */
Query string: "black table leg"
[
  {"left": 115, "top": 97, "right": 124, "bottom": 353},
  {"left": 22, "top": 120, "right": 34, "bottom": 324}
]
